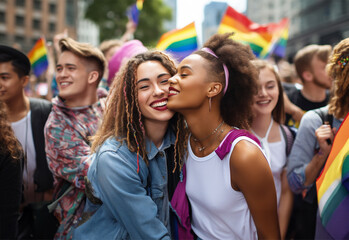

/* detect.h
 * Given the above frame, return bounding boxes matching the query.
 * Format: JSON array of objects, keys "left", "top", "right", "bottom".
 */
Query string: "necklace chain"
[{"left": 193, "top": 120, "right": 225, "bottom": 152}]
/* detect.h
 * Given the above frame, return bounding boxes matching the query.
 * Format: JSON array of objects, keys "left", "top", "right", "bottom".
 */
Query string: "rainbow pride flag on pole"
[
  {"left": 218, "top": 6, "right": 289, "bottom": 59},
  {"left": 27, "top": 37, "right": 48, "bottom": 77},
  {"left": 316, "top": 112, "right": 349, "bottom": 239},
  {"left": 156, "top": 22, "right": 198, "bottom": 61}
]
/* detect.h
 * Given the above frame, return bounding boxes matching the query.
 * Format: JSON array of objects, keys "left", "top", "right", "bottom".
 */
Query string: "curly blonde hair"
[
  {"left": 326, "top": 38, "right": 349, "bottom": 119},
  {"left": 0, "top": 101, "right": 23, "bottom": 161}
]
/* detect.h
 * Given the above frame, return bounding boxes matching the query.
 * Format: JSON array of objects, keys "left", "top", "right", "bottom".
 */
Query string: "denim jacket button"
[{"left": 159, "top": 151, "right": 164, "bottom": 157}]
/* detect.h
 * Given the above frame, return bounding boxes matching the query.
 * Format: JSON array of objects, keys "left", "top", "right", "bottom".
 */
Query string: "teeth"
[
  {"left": 61, "top": 82, "right": 71, "bottom": 86},
  {"left": 258, "top": 100, "right": 270, "bottom": 104},
  {"left": 151, "top": 101, "right": 167, "bottom": 107},
  {"left": 169, "top": 90, "right": 179, "bottom": 95}
]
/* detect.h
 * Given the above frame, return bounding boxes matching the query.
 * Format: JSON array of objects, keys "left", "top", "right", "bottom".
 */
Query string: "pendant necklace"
[{"left": 193, "top": 120, "right": 225, "bottom": 152}]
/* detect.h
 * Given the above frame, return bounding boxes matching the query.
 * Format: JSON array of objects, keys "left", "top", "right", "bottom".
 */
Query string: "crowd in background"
[{"left": 1, "top": 19, "right": 349, "bottom": 240}]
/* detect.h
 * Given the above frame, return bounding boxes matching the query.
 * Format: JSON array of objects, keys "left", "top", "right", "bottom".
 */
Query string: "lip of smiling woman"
[
  {"left": 256, "top": 99, "right": 272, "bottom": 105},
  {"left": 150, "top": 97, "right": 169, "bottom": 111},
  {"left": 168, "top": 87, "right": 179, "bottom": 97}
]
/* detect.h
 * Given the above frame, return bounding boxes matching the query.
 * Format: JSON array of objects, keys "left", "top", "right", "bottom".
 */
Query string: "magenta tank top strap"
[{"left": 215, "top": 129, "right": 261, "bottom": 160}]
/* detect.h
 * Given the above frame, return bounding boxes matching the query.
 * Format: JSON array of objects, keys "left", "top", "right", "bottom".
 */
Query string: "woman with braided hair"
[
  {"left": 73, "top": 50, "right": 191, "bottom": 239},
  {"left": 167, "top": 33, "right": 280, "bottom": 239},
  {"left": 0, "top": 100, "right": 23, "bottom": 238}
]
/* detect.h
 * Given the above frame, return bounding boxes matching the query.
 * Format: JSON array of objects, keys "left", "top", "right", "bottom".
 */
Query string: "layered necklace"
[{"left": 192, "top": 120, "right": 225, "bottom": 152}]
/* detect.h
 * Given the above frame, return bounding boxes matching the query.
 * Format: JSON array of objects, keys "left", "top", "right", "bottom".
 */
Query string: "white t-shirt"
[
  {"left": 186, "top": 135, "right": 262, "bottom": 240},
  {"left": 268, "top": 128, "right": 287, "bottom": 205},
  {"left": 11, "top": 111, "right": 40, "bottom": 205}
]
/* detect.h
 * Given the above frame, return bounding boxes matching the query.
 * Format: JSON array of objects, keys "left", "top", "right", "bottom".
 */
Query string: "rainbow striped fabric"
[
  {"left": 156, "top": 22, "right": 198, "bottom": 61},
  {"left": 316, "top": 113, "right": 349, "bottom": 239},
  {"left": 218, "top": 6, "right": 289, "bottom": 59},
  {"left": 27, "top": 37, "right": 48, "bottom": 77}
]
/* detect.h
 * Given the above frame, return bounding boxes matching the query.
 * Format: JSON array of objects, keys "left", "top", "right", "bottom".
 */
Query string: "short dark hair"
[{"left": 0, "top": 45, "right": 31, "bottom": 77}]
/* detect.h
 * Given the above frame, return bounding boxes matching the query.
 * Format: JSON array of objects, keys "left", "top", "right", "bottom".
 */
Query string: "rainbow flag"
[
  {"left": 27, "top": 37, "right": 48, "bottom": 77},
  {"left": 127, "top": 0, "right": 144, "bottom": 25},
  {"left": 218, "top": 6, "right": 289, "bottom": 59},
  {"left": 264, "top": 18, "right": 289, "bottom": 58},
  {"left": 316, "top": 112, "right": 349, "bottom": 239},
  {"left": 156, "top": 22, "right": 198, "bottom": 61}
]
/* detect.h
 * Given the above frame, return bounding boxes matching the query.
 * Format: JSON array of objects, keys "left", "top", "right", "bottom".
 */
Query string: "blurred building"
[
  {"left": 202, "top": 1, "right": 228, "bottom": 43},
  {"left": 246, "top": 0, "right": 349, "bottom": 61},
  {"left": 0, "top": 0, "right": 99, "bottom": 53},
  {"left": 163, "top": 0, "right": 176, "bottom": 32},
  {"left": 246, "top": 0, "right": 292, "bottom": 25},
  {"left": 77, "top": 0, "right": 99, "bottom": 46}
]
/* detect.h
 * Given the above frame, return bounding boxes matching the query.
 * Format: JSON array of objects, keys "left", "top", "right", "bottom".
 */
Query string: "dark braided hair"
[
  {"left": 91, "top": 50, "right": 188, "bottom": 172},
  {"left": 194, "top": 32, "right": 259, "bottom": 129}
]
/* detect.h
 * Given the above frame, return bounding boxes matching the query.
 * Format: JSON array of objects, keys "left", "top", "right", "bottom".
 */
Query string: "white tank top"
[
  {"left": 251, "top": 120, "right": 287, "bottom": 206},
  {"left": 186, "top": 135, "right": 261, "bottom": 240}
]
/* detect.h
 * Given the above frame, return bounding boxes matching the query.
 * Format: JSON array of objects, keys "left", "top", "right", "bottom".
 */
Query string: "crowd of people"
[{"left": 1, "top": 25, "right": 349, "bottom": 240}]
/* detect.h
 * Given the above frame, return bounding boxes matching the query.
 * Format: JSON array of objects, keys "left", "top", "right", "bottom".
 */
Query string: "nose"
[
  {"left": 168, "top": 74, "right": 178, "bottom": 85},
  {"left": 57, "top": 68, "right": 67, "bottom": 79},
  {"left": 153, "top": 83, "right": 165, "bottom": 97},
  {"left": 258, "top": 87, "right": 267, "bottom": 97}
]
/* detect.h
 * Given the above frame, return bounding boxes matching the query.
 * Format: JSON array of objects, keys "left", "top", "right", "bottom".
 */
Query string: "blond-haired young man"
[{"left": 44, "top": 37, "right": 106, "bottom": 239}]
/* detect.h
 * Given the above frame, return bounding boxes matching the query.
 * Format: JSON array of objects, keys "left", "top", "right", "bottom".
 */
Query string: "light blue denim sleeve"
[
  {"left": 95, "top": 150, "right": 170, "bottom": 240},
  {"left": 287, "top": 110, "right": 323, "bottom": 193}
]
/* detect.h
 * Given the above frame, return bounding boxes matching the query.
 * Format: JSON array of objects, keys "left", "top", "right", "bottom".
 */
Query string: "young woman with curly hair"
[
  {"left": 73, "top": 51, "right": 190, "bottom": 239},
  {"left": 167, "top": 33, "right": 280, "bottom": 239},
  {"left": 0, "top": 100, "right": 23, "bottom": 238}
]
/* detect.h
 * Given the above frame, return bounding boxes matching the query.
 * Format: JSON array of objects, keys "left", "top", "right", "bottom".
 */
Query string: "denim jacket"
[{"left": 73, "top": 130, "right": 176, "bottom": 240}]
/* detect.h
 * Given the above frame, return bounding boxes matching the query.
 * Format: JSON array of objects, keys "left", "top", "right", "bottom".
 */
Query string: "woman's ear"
[{"left": 207, "top": 82, "right": 223, "bottom": 98}]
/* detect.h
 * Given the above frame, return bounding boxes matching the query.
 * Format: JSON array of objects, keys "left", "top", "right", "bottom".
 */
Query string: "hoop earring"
[{"left": 209, "top": 97, "right": 212, "bottom": 112}]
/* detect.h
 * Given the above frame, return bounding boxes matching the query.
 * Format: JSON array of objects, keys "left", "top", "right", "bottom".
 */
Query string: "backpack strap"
[
  {"left": 314, "top": 106, "right": 333, "bottom": 127},
  {"left": 280, "top": 125, "right": 294, "bottom": 156},
  {"left": 215, "top": 129, "right": 261, "bottom": 160},
  {"left": 280, "top": 124, "right": 295, "bottom": 156},
  {"left": 314, "top": 106, "right": 333, "bottom": 145}
]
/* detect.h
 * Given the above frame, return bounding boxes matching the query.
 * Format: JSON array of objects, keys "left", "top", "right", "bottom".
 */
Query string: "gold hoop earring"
[{"left": 209, "top": 97, "right": 212, "bottom": 112}]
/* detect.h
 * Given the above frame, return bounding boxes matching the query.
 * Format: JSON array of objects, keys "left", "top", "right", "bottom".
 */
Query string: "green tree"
[{"left": 85, "top": 0, "right": 172, "bottom": 47}]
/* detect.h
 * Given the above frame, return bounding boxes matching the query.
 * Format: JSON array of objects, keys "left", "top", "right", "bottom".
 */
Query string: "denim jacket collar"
[{"left": 145, "top": 128, "right": 176, "bottom": 161}]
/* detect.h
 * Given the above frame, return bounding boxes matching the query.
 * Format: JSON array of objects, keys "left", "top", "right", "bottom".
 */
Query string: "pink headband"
[{"left": 201, "top": 47, "right": 229, "bottom": 95}]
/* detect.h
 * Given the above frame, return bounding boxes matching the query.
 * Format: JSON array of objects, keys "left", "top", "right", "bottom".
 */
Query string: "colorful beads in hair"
[
  {"left": 124, "top": 77, "right": 141, "bottom": 173},
  {"left": 337, "top": 55, "right": 349, "bottom": 68}
]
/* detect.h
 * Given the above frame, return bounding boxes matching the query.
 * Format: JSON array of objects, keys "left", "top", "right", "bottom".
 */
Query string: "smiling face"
[
  {"left": 56, "top": 51, "right": 94, "bottom": 106},
  {"left": 167, "top": 54, "right": 211, "bottom": 113},
  {"left": 0, "top": 61, "right": 27, "bottom": 103},
  {"left": 252, "top": 67, "right": 280, "bottom": 117},
  {"left": 136, "top": 60, "right": 174, "bottom": 125}
]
